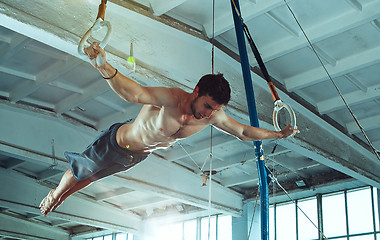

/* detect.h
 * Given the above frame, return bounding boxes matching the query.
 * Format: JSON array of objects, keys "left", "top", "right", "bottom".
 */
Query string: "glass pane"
[
  {"left": 201, "top": 216, "right": 216, "bottom": 240},
  {"left": 276, "top": 202, "right": 296, "bottom": 240},
  {"left": 298, "top": 198, "right": 318, "bottom": 240},
  {"left": 93, "top": 237, "right": 103, "bottom": 240},
  {"left": 218, "top": 215, "right": 232, "bottom": 240},
  {"left": 374, "top": 188, "right": 379, "bottom": 231},
  {"left": 128, "top": 233, "right": 134, "bottom": 240},
  {"left": 150, "top": 223, "right": 183, "bottom": 240},
  {"left": 322, "top": 192, "right": 347, "bottom": 237},
  {"left": 116, "top": 233, "right": 127, "bottom": 240},
  {"left": 269, "top": 205, "right": 275, "bottom": 240},
  {"left": 184, "top": 220, "right": 197, "bottom": 240},
  {"left": 347, "top": 188, "right": 374, "bottom": 234},
  {"left": 349, "top": 234, "right": 375, "bottom": 240},
  {"left": 104, "top": 235, "right": 112, "bottom": 240},
  {"left": 167, "top": 223, "right": 183, "bottom": 240}
]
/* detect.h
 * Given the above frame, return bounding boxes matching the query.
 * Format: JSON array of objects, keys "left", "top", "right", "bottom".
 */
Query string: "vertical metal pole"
[
  {"left": 230, "top": 1, "right": 269, "bottom": 239},
  {"left": 317, "top": 194, "right": 323, "bottom": 240}
]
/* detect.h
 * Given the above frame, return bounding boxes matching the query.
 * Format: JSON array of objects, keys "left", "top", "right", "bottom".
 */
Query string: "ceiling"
[{"left": 0, "top": 0, "right": 380, "bottom": 239}]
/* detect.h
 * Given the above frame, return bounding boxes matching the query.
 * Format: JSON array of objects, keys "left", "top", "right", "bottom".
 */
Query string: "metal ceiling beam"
[
  {"left": 149, "top": 0, "right": 187, "bottom": 16},
  {"left": 9, "top": 58, "right": 82, "bottom": 103},
  {"left": 285, "top": 46, "right": 380, "bottom": 91},
  {"left": 0, "top": 65, "right": 36, "bottom": 81},
  {"left": 345, "top": 74, "right": 367, "bottom": 92},
  {"left": 372, "top": 19, "right": 380, "bottom": 31},
  {"left": 121, "top": 197, "right": 171, "bottom": 210},
  {"left": 55, "top": 78, "right": 110, "bottom": 114},
  {"left": 0, "top": 36, "right": 32, "bottom": 64},
  {"left": 345, "top": 0, "right": 363, "bottom": 11},
  {"left": 109, "top": 0, "right": 207, "bottom": 40},
  {"left": 25, "top": 43, "right": 69, "bottom": 61},
  {"left": 309, "top": 44, "right": 337, "bottom": 67},
  {"left": 265, "top": 12, "right": 299, "bottom": 37},
  {"left": 95, "top": 187, "right": 135, "bottom": 201},
  {"left": 0, "top": 33, "right": 11, "bottom": 43},
  {"left": 346, "top": 114, "right": 380, "bottom": 134},
  {"left": 203, "top": 0, "right": 283, "bottom": 38},
  {"left": 262, "top": 1, "right": 380, "bottom": 62},
  {"left": 222, "top": 174, "right": 258, "bottom": 188},
  {"left": 317, "top": 82, "right": 380, "bottom": 114}
]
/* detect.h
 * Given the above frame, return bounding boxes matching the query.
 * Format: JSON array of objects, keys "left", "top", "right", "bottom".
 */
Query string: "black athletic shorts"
[{"left": 64, "top": 123, "right": 149, "bottom": 181}]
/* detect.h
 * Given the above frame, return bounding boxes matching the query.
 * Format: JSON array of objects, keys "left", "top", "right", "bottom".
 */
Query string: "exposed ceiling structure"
[{"left": 0, "top": 0, "right": 379, "bottom": 239}]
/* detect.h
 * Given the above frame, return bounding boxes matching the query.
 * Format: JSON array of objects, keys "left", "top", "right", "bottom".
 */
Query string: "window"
[
  {"left": 322, "top": 192, "right": 347, "bottom": 237},
  {"left": 374, "top": 188, "right": 379, "bottom": 232},
  {"left": 297, "top": 197, "right": 318, "bottom": 240},
  {"left": 218, "top": 215, "right": 232, "bottom": 240},
  {"left": 270, "top": 186, "right": 379, "bottom": 240},
  {"left": 276, "top": 202, "right": 296, "bottom": 240},
  {"left": 201, "top": 216, "right": 216, "bottom": 240},
  {"left": 347, "top": 188, "right": 373, "bottom": 234},
  {"left": 116, "top": 233, "right": 127, "bottom": 240},
  {"left": 156, "top": 222, "right": 183, "bottom": 240},
  {"left": 184, "top": 219, "right": 197, "bottom": 240},
  {"left": 269, "top": 205, "right": 275, "bottom": 240},
  {"left": 103, "top": 235, "right": 112, "bottom": 240}
]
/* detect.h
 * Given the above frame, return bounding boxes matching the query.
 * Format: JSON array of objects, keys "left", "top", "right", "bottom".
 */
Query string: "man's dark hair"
[{"left": 196, "top": 73, "right": 231, "bottom": 105}]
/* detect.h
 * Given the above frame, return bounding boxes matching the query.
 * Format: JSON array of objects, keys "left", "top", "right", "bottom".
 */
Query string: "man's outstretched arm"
[
  {"left": 212, "top": 110, "right": 299, "bottom": 141},
  {"left": 84, "top": 42, "right": 178, "bottom": 107}
]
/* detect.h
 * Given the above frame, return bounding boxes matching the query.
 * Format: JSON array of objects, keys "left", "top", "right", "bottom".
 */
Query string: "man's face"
[{"left": 190, "top": 94, "right": 223, "bottom": 119}]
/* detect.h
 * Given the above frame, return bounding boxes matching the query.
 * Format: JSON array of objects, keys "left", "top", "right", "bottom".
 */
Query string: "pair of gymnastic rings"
[{"left": 77, "top": 0, "right": 297, "bottom": 132}]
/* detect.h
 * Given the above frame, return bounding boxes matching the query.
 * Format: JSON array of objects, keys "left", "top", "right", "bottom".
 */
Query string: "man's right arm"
[{"left": 85, "top": 43, "right": 177, "bottom": 107}]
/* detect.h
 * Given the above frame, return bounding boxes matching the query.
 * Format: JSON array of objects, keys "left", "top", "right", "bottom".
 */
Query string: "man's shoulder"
[
  {"left": 168, "top": 87, "right": 190, "bottom": 99},
  {"left": 209, "top": 107, "right": 228, "bottom": 123}
]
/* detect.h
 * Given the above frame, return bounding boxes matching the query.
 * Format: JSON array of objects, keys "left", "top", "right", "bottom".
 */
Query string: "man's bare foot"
[
  {"left": 51, "top": 198, "right": 63, "bottom": 212},
  {"left": 39, "top": 189, "right": 59, "bottom": 216}
]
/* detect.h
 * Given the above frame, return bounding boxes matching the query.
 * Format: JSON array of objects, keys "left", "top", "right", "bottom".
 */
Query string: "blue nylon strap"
[{"left": 230, "top": 0, "right": 270, "bottom": 239}]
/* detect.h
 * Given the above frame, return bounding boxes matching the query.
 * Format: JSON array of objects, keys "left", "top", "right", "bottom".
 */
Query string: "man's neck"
[{"left": 180, "top": 92, "right": 196, "bottom": 117}]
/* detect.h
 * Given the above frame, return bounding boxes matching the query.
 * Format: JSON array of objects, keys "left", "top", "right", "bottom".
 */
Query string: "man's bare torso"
[{"left": 115, "top": 89, "right": 213, "bottom": 153}]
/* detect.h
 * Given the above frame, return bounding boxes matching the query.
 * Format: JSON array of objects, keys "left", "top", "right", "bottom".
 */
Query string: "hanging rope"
[
  {"left": 282, "top": 0, "right": 380, "bottom": 162},
  {"left": 208, "top": 126, "right": 213, "bottom": 240},
  {"left": 247, "top": 189, "right": 260, "bottom": 240},
  {"left": 230, "top": 0, "right": 297, "bottom": 132},
  {"left": 208, "top": 1, "right": 216, "bottom": 239}
]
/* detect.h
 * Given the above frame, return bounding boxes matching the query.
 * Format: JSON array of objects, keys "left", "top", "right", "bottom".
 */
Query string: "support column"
[{"left": 232, "top": 203, "right": 248, "bottom": 240}]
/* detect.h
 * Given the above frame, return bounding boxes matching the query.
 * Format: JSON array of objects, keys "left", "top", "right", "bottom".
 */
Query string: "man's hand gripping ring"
[
  {"left": 272, "top": 99, "right": 297, "bottom": 131},
  {"left": 78, "top": 18, "right": 112, "bottom": 65}
]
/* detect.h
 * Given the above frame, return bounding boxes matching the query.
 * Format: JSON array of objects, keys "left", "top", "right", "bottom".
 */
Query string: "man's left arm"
[{"left": 212, "top": 110, "right": 298, "bottom": 141}]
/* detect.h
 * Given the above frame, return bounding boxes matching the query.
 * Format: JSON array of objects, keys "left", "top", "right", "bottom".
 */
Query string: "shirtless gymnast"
[{"left": 39, "top": 42, "right": 299, "bottom": 216}]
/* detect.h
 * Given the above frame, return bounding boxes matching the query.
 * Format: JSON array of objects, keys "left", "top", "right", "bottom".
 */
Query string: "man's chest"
[{"left": 151, "top": 106, "right": 209, "bottom": 138}]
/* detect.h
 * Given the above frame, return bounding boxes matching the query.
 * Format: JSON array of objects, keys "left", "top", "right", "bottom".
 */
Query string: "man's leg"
[
  {"left": 40, "top": 168, "right": 80, "bottom": 216},
  {"left": 50, "top": 177, "right": 92, "bottom": 212}
]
